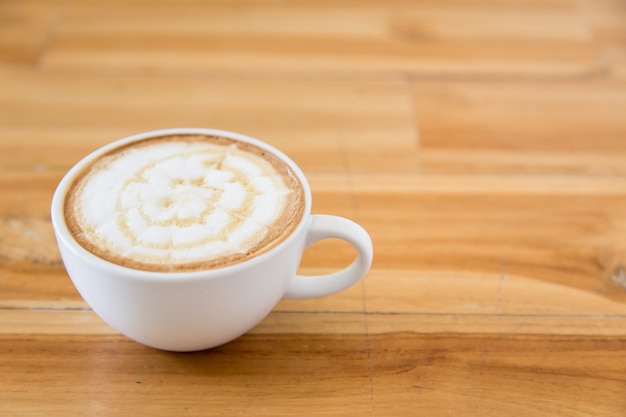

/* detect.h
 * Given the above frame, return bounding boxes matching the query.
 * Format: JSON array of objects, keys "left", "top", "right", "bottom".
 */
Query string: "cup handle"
[{"left": 283, "top": 215, "right": 373, "bottom": 300}]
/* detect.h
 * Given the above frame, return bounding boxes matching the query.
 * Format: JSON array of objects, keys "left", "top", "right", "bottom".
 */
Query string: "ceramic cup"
[{"left": 51, "top": 128, "right": 373, "bottom": 351}]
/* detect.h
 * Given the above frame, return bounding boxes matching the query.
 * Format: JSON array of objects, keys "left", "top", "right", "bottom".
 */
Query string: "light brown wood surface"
[{"left": 1, "top": 0, "right": 625, "bottom": 416}]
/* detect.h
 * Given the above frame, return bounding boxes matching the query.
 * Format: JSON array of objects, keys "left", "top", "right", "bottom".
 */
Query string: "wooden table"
[{"left": 1, "top": 0, "right": 625, "bottom": 415}]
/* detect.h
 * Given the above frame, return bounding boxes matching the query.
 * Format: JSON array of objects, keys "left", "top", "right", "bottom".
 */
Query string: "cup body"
[{"left": 51, "top": 128, "right": 313, "bottom": 351}]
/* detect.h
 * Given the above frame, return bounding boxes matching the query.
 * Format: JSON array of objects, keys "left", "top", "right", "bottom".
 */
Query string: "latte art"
[{"left": 65, "top": 135, "right": 305, "bottom": 272}]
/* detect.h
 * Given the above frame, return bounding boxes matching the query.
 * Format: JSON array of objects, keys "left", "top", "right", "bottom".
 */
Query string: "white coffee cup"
[{"left": 51, "top": 128, "right": 373, "bottom": 351}]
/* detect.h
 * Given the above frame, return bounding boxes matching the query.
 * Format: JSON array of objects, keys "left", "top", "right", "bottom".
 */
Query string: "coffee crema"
[{"left": 64, "top": 134, "right": 305, "bottom": 272}]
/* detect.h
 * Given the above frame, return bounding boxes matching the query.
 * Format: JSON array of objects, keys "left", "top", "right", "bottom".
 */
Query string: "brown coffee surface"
[{"left": 64, "top": 134, "right": 305, "bottom": 272}]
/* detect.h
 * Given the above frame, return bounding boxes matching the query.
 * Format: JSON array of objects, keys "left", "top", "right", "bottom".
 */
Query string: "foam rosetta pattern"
[{"left": 66, "top": 136, "right": 303, "bottom": 271}]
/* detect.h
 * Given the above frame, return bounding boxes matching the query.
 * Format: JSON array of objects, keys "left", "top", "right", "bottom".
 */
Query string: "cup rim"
[{"left": 50, "top": 127, "right": 312, "bottom": 282}]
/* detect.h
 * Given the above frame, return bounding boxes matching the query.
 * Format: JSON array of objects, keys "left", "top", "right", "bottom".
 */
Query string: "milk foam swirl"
[{"left": 66, "top": 135, "right": 304, "bottom": 271}]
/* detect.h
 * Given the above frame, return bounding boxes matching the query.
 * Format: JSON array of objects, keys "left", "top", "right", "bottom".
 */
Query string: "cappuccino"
[{"left": 64, "top": 134, "right": 305, "bottom": 272}]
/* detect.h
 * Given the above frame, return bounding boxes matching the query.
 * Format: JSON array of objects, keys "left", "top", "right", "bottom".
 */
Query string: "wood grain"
[
  {"left": 1, "top": 0, "right": 625, "bottom": 415},
  {"left": 40, "top": 0, "right": 599, "bottom": 78},
  {"left": 414, "top": 80, "right": 626, "bottom": 174},
  {"left": 0, "top": 66, "right": 417, "bottom": 173}
]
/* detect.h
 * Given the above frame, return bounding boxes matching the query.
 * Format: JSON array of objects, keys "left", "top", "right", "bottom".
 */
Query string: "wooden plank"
[
  {"left": 0, "top": 332, "right": 373, "bottom": 417},
  {"left": 0, "top": 312, "right": 624, "bottom": 416},
  {"left": 413, "top": 80, "right": 626, "bottom": 174},
  {"left": 364, "top": 269, "right": 626, "bottom": 316},
  {"left": 39, "top": 0, "right": 599, "bottom": 78},
  {"left": 352, "top": 174, "right": 626, "bottom": 303},
  {"left": 367, "top": 328, "right": 626, "bottom": 417},
  {"left": 0, "top": 66, "right": 416, "bottom": 173}
]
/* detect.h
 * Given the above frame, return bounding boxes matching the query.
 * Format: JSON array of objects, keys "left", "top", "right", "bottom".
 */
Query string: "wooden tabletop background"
[{"left": 1, "top": 0, "right": 626, "bottom": 415}]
